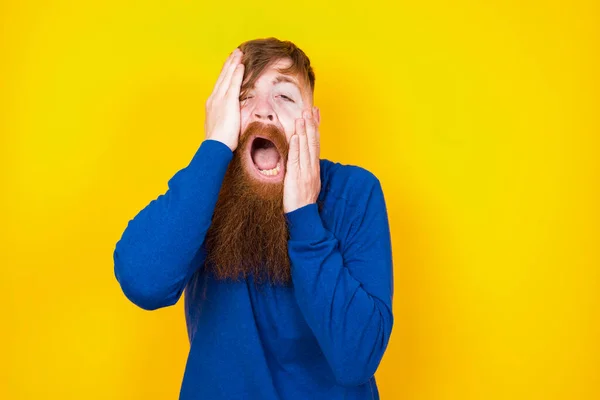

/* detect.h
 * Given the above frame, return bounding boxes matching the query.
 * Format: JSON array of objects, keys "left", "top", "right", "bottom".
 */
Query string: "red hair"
[{"left": 237, "top": 37, "right": 316, "bottom": 102}]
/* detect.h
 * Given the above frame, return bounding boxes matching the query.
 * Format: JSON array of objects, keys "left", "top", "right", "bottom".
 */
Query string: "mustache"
[{"left": 238, "top": 121, "right": 289, "bottom": 159}]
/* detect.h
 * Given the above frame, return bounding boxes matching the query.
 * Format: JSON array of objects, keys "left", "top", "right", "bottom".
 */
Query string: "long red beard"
[{"left": 202, "top": 122, "right": 292, "bottom": 287}]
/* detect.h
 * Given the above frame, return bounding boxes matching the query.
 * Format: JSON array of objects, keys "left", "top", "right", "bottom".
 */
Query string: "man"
[{"left": 113, "top": 37, "right": 394, "bottom": 399}]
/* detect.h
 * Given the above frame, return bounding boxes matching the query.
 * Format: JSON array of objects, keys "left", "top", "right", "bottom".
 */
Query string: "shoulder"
[
  {"left": 318, "top": 159, "right": 382, "bottom": 210},
  {"left": 317, "top": 159, "right": 389, "bottom": 250}
]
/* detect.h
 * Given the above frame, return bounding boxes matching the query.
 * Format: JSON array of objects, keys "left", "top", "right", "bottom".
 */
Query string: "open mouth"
[{"left": 248, "top": 136, "right": 285, "bottom": 181}]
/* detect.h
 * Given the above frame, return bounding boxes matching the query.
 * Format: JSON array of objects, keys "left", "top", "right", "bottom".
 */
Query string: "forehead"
[
  {"left": 254, "top": 58, "right": 301, "bottom": 87},
  {"left": 245, "top": 57, "right": 311, "bottom": 103}
]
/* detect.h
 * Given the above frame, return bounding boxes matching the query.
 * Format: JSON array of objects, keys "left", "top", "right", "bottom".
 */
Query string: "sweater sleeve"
[
  {"left": 113, "top": 139, "right": 233, "bottom": 311},
  {"left": 284, "top": 178, "right": 394, "bottom": 387}
]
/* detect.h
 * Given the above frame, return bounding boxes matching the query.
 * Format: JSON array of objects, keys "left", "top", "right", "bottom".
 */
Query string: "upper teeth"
[{"left": 259, "top": 162, "right": 281, "bottom": 176}]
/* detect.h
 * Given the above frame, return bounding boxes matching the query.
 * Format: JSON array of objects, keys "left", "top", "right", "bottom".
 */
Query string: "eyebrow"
[
  {"left": 272, "top": 75, "right": 300, "bottom": 89},
  {"left": 245, "top": 74, "right": 302, "bottom": 96}
]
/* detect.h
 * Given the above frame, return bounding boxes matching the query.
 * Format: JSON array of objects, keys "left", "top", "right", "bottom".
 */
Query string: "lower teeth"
[{"left": 258, "top": 162, "right": 281, "bottom": 176}]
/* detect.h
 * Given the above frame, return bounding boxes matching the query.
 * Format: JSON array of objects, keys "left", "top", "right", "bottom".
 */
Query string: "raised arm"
[
  {"left": 113, "top": 47, "right": 246, "bottom": 310},
  {"left": 285, "top": 177, "right": 394, "bottom": 387},
  {"left": 113, "top": 140, "right": 232, "bottom": 310}
]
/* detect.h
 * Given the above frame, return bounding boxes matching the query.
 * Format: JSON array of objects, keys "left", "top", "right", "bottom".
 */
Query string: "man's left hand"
[{"left": 283, "top": 107, "right": 321, "bottom": 214}]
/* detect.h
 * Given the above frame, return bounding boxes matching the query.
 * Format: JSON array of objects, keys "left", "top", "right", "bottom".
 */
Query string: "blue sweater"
[{"left": 113, "top": 139, "right": 394, "bottom": 399}]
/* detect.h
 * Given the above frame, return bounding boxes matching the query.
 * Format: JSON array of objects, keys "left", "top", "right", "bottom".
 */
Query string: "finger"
[
  {"left": 215, "top": 50, "right": 243, "bottom": 99},
  {"left": 287, "top": 134, "right": 300, "bottom": 173},
  {"left": 297, "top": 118, "right": 311, "bottom": 172},
  {"left": 210, "top": 49, "right": 238, "bottom": 98},
  {"left": 225, "top": 63, "right": 244, "bottom": 99},
  {"left": 216, "top": 51, "right": 242, "bottom": 99},
  {"left": 313, "top": 106, "right": 321, "bottom": 142},
  {"left": 303, "top": 109, "right": 320, "bottom": 168}
]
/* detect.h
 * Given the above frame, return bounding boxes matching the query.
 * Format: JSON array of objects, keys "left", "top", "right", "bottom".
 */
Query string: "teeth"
[{"left": 259, "top": 162, "right": 281, "bottom": 176}]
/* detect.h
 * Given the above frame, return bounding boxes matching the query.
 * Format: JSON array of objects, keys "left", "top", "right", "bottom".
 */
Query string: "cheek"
[
  {"left": 276, "top": 105, "right": 302, "bottom": 133},
  {"left": 240, "top": 108, "right": 251, "bottom": 132},
  {"left": 284, "top": 119, "right": 299, "bottom": 140}
]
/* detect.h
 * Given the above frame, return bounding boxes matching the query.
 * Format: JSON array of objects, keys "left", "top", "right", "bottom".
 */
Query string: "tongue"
[{"left": 253, "top": 147, "right": 280, "bottom": 170}]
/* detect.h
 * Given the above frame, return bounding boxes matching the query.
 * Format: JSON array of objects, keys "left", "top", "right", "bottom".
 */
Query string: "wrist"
[
  {"left": 285, "top": 203, "right": 327, "bottom": 241},
  {"left": 204, "top": 137, "right": 236, "bottom": 153}
]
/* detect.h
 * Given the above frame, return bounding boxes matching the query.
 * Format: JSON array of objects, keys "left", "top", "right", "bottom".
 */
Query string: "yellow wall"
[{"left": 2, "top": 1, "right": 598, "bottom": 399}]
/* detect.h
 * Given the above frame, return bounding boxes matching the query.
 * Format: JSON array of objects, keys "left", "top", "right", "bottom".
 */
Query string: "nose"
[{"left": 252, "top": 98, "right": 275, "bottom": 122}]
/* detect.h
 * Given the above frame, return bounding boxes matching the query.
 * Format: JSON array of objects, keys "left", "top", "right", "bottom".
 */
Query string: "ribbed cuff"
[
  {"left": 187, "top": 139, "right": 233, "bottom": 177},
  {"left": 285, "top": 203, "right": 327, "bottom": 241}
]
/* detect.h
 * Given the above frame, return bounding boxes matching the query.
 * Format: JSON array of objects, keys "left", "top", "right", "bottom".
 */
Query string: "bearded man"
[{"left": 114, "top": 37, "right": 394, "bottom": 400}]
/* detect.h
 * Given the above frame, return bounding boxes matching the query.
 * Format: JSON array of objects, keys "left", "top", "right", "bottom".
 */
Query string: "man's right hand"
[{"left": 204, "top": 48, "right": 245, "bottom": 152}]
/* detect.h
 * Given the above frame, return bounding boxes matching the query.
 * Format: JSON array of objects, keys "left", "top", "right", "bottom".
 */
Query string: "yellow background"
[{"left": 2, "top": 0, "right": 598, "bottom": 399}]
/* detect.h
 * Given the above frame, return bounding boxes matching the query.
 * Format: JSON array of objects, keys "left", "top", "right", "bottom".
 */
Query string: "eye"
[
  {"left": 280, "top": 95, "right": 294, "bottom": 103},
  {"left": 240, "top": 95, "right": 253, "bottom": 101}
]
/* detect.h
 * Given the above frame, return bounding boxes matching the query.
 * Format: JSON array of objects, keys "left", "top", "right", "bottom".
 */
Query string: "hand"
[
  {"left": 204, "top": 48, "right": 245, "bottom": 152},
  {"left": 284, "top": 107, "right": 321, "bottom": 213}
]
